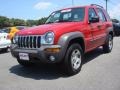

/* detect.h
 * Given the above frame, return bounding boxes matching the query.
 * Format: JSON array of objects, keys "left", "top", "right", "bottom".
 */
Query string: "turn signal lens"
[{"left": 45, "top": 48, "right": 60, "bottom": 53}]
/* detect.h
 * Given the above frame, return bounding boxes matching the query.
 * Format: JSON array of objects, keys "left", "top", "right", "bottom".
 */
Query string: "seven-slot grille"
[{"left": 17, "top": 35, "right": 41, "bottom": 49}]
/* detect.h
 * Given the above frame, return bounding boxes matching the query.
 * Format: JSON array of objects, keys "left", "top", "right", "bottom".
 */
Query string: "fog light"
[{"left": 49, "top": 56, "right": 55, "bottom": 61}]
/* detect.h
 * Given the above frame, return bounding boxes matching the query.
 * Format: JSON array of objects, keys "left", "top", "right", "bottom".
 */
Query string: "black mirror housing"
[{"left": 89, "top": 16, "right": 99, "bottom": 23}]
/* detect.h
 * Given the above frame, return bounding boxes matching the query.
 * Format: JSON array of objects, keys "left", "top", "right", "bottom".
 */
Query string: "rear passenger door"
[
  {"left": 96, "top": 8, "right": 107, "bottom": 44},
  {"left": 88, "top": 8, "right": 106, "bottom": 48},
  {"left": 88, "top": 8, "right": 101, "bottom": 48}
]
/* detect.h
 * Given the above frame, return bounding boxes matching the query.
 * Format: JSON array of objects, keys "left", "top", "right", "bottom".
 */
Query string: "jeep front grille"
[{"left": 17, "top": 35, "right": 41, "bottom": 49}]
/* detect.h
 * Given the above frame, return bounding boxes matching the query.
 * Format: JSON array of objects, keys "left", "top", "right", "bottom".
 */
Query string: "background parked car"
[
  {"left": 0, "top": 30, "right": 11, "bottom": 52},
  {"left": 3, "top": 26, "right": 27, "bottom": 40},
  {"left": 112, "top": 19, "right": 120, "bottom": 36}
]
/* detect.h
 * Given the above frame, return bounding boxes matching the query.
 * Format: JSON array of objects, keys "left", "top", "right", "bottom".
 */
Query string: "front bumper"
[{"left": 10, "top": 45, "right": 65, "bottom": 63}]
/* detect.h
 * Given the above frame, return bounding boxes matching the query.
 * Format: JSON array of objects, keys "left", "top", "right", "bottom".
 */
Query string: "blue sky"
[{"left": 0, "top": 0, "right": 120, "bottom": 20}]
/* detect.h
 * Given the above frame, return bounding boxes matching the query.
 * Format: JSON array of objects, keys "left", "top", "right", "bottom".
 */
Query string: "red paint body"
[{"left": 17, "top": 6, "right": 112, "bottom": 53}]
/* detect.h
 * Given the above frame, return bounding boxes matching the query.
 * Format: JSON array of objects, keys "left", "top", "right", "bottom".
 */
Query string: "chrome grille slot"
[
  {"left": 26, "top": 36, "right": 29, "bottom": 48},
  {"left": 21, "top": 36, "right": 23, "bottom": 48},
  {"left": 30, "top": 36, "right": 32, "bottom": 48},
  {"left": 18, "top": 36, "right": 20, "bottom": 47},
  {"left": 17, "top": 35, "right": 41, "bottom": 49},
  {"left": 33, "top": 36, "right": 36, "bottom": 48},
  {"left": 37, "top": 36, "right": 41, "bottom": 48},
  {"left": 23, "top": 36, "right": 26, "bottom": 48}
]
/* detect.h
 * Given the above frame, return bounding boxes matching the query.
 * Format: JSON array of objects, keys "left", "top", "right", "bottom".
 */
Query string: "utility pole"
[
  {"left": 105, "top": 0, "right": 109, "bottom": 11},
  {"left": 72, "top": 0, "right": 74, "bottom": 6}
]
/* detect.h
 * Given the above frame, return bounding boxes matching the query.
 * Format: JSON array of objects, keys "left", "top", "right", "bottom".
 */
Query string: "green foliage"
[
  {"left": 10, "top": 18, "right": 26, "bottom": 26},
  {"left": 0, "top": 16, "right": 11, "bottom": 28},
  {"left": 0, "top": 16, "right": 47, "bottom": 28},
  {"left": 37, "top": 17, "right": 47, "bottom": 25},
  {"left": 26, "top": 20, "right": 37, "bottom": 26}
]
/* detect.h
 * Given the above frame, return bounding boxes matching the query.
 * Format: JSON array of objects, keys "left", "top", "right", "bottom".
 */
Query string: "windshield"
[{"left": 46, "top": 8, "right": 85, "bottom": 24}]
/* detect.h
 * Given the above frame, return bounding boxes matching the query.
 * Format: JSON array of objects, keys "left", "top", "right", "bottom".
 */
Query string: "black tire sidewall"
[
  {"left": 64, "top": 43, "right": 83, "bottom": 75},
  {"left": 103, "top": 34, "right": 113, "bottom": 53}
]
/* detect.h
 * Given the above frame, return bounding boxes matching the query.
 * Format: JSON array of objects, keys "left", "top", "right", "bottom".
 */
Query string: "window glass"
[
  {"left": 97, "top": 8, "right": 106, "bottom": 22},
  {"left": 46, "top": 8, "right": 85, "bottom": 24},
  {"left": 89, "top": 8, "right": 97, "bottom": 21}
]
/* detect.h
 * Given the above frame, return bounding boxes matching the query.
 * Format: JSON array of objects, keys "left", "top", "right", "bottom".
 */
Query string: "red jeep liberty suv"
[{"left": 11, "top": 4, "right": 114, "bottom": 75}]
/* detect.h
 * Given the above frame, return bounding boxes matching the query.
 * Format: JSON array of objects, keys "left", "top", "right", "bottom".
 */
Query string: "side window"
[
  {"left": 89, "top": 8, "right": 97, "bottom": 22},
  {"left": 63, "top": 13, "right": 71, "bottom": 20},
  {"left": 103, "top": 9, "right": 111, "bottom": 21},
  {"left": 97, "top": 8, "right": 106, "bottom": 22}
]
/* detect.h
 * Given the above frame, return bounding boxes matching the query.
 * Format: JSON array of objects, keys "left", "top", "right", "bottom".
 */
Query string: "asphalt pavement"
[{"left": 0, "top": 37, "right": 120, "bottom": 90}]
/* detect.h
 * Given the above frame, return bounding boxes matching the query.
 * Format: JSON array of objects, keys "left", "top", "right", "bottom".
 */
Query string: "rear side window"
[
  {"left": 103, "top": 9, "right": 111, "bottom": 21},
  {"left": 89, "top": 8, "right": 97, "bottom": 21},
  {"left": 97, "top": 8, "right": 106, "bottom": 22},
  {"left": 63, "top": 13, "right": 72, "bottom": 21}
]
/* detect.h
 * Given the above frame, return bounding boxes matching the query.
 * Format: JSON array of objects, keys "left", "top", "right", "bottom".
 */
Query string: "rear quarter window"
[
  {"left": 97, "top": 8, "right": 107, "bottom": 22},
  {"left": 103, "top": 9, "right": 111, "bottom": 21}
]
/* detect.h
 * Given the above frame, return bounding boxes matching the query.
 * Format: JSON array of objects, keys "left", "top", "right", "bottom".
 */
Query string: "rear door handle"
[{"left": 97, "top": 25, "right": 101, "bottom": 29}]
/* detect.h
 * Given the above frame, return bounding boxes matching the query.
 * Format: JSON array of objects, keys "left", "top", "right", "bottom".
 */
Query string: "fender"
[
  {"left": 57, "top": 32, "right": 85, "bottom": 60},
  {"left": 106, "top": 26, "right": 114, "bottom": 35},
  {"left": 105, "top": 26, "right": 114, "bottom": 43}
]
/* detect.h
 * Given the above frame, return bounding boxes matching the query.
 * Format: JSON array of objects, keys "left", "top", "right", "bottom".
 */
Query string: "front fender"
[{"left": 57, "top": 31, "right": 85, "bottom": 60}]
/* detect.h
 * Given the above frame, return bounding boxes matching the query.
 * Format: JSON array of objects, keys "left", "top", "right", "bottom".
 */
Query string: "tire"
[
  {"left": 63, "top": 43, "right": 83, "bottom": 75},
  {"left": 17, "top": 59, "right": 34, "bottom": 67},
  {"left": 103, "top": 34, "right": 113, "bottom": 53}
]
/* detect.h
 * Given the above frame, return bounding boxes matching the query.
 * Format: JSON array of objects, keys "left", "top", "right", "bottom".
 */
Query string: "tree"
[
  {"left": 37, "top": 17, "right": 47, "bottom": 25},
  {"left": 10, "top": 18, "right": 26, "bottom": 26},
  {"left": 0, "top": 16, "right": 11, "bottom": 28},
  {"left": 0, "top": 15, "right": 48, "bottom": 28},
  {"left": 26, "top": 20, "right": 37, "bottom": 26}
]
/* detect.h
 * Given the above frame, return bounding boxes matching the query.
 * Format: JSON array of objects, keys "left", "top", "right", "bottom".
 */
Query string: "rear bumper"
[{"left": 10, "top": 45, "right": 65, "bottom": 63}]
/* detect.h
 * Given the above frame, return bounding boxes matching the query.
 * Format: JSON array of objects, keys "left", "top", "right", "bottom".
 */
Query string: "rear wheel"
[
  {"left": 63, "top": 43, "right": 83, "bottom": 75},
  {"left": 17, "top": 59, "right": 34, "bottom": 67},
  {"left": 103, "top": 34, "right": 113, "bottom": 53}
]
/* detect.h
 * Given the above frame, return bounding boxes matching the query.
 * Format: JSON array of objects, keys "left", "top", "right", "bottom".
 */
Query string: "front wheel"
[
  {"left": 103, "top": 34, "right": 113, "bottom": 53},
  {"left": 64, "top": 43, "right": 83, "bottom": 75}
]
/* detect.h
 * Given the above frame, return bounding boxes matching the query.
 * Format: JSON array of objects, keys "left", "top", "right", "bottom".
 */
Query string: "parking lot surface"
[{"left": 0, "top": 37, "right": 120, "bottom": 90}]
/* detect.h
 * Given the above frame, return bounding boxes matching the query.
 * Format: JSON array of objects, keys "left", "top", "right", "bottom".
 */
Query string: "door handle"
[{"left": 97, "top": 25, "right": 101, "bottom": 29}]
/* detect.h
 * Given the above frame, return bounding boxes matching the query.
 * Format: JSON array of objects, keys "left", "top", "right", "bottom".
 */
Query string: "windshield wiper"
[
  {"left": 57, "top": 20, "right": 72, "bottom": 22},
  {"left": 46, "top": 20, "right": 79, "bottom": 24},
  {"left": 57, "top": 20, "right": 79, "bottom": 22},
  {"left": 45, "top": 21, "right": 54, "bottom": 24}
]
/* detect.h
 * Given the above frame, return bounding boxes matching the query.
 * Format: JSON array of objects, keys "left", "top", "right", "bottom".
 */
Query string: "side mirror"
[{"left": 89, "top": 16, "right": 99, "bottom": 23}]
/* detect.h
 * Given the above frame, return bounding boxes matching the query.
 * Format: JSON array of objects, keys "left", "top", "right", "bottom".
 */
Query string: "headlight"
[
  {"left": 41, "top": 32, "right": 54, "bottom": 45},
  {"left": 12, "top": 35, "right": 18, "bottom": 44}
]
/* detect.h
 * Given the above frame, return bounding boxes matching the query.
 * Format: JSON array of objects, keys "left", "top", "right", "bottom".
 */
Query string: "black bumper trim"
[{"left": 10, "top": 45, "right": 64, "bottom": 63}]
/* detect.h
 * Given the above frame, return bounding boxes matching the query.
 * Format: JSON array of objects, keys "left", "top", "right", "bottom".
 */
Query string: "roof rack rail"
[{"left": 91, "top": 4, "right": 103, "bottom": 8}]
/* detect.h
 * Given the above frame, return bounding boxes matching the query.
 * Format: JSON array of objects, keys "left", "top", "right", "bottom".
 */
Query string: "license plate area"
[{"left": 19, "top": 53, "right": 29, "bottom": 61}]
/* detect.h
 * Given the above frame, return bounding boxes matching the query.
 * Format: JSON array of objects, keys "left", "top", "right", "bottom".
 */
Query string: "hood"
[{"left": 17, "top": 22, "right": 84, "bottom": 35}]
